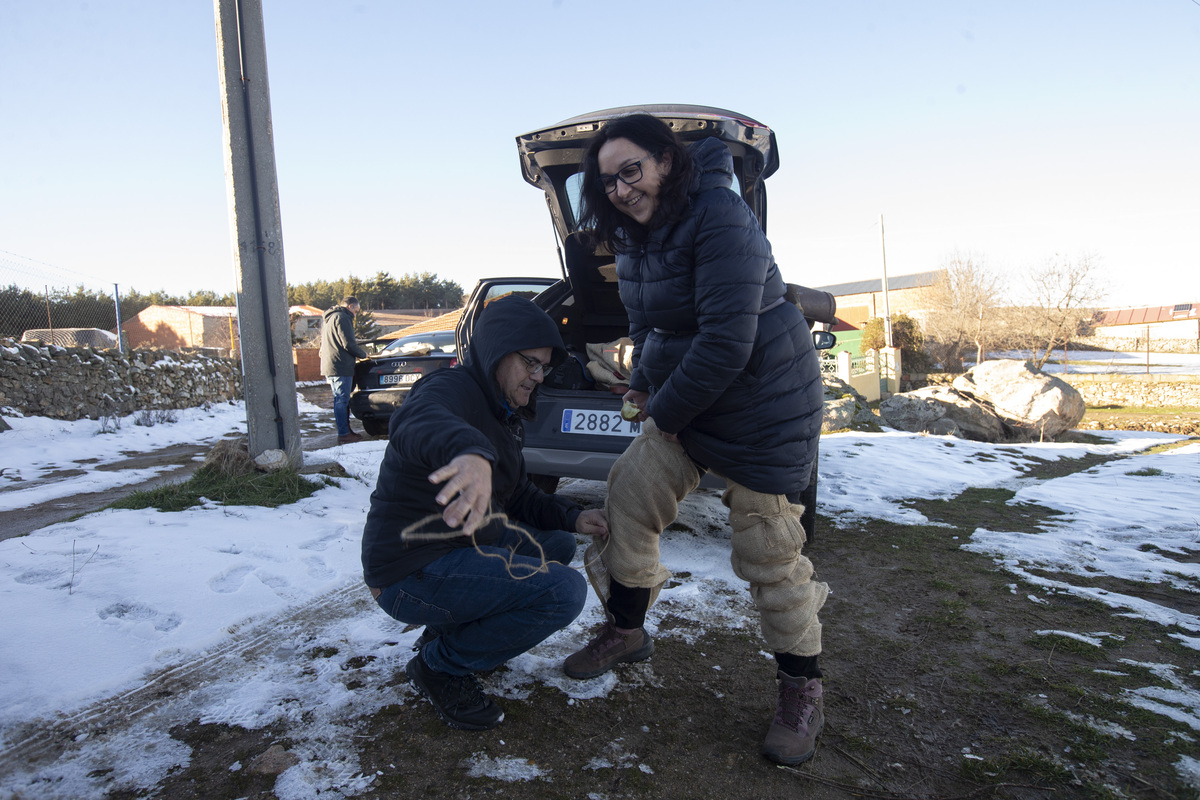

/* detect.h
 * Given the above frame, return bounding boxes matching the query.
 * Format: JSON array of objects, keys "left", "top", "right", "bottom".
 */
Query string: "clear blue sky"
[{"left": 2, "top": 1, "right": 1197, "bottom": 308}]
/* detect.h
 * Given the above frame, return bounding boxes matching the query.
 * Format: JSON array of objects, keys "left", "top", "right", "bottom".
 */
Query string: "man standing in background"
[{"left": 320, "top": 296, "right": 368, "bottom": 443}]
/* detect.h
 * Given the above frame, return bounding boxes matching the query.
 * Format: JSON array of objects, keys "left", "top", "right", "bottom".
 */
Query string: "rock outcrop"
[{"left": 880, "top": 359, "right": 1085, "bottom": 442}]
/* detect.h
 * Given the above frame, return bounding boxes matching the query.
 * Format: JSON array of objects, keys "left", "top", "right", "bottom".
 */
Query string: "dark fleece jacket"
[
  {"left": 617, "top": 136, "right": 824, "bottom": 497},
  {"left": 361, "top": 295, "right": 581, "bottom": 589}
]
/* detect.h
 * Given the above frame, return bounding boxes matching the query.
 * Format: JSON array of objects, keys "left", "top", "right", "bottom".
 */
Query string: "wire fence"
[{"left": 0, "top": 250, "right": 126, "bottom": 346}]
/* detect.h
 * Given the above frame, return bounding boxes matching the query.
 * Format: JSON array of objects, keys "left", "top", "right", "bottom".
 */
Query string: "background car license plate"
[
  {"left": 380, "top": 373, "right": 420, "bottom": 386},
  {"left": 561, "top": 409, "right": 641, "bottom": 437}
]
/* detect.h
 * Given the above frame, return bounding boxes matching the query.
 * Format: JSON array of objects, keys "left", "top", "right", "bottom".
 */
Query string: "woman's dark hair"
[{"left": 577, "top": 114, "right": 694, "bottom": 253}]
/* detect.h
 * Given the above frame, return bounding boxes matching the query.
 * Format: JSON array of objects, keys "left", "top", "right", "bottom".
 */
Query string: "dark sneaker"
[
  {"left": 762, "top": 673, "right": 824, "bottom": 765},
  {"left": 411, "top": 626, "right": 440, "bottom": 652},
  {"left": 563, "top": 621, "right": 654, "bottom": 679},
  {"left": 337, "top": 431, "right": 364, "bottom": 444},
  {"left": 405, "top": 655, "right": 503, "bottom": 731}
]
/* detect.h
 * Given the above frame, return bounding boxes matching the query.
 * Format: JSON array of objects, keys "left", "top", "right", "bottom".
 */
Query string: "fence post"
[
  {"left": 880, "top": 346, "right": 901, "bottom": 398},
  {"left": 43, "top": 286, "right": 53, "bottom": 337},
  {"left": 112, "top": 284, "right": 125, "bottom": 354},
  {"left": 836, "top": 350, "right": 852, "bottom": 382}
]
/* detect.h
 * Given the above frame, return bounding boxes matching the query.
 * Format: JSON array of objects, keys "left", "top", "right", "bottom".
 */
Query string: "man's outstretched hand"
[{"left": 429, "top": 453, "right": 492, "bottom": 536}]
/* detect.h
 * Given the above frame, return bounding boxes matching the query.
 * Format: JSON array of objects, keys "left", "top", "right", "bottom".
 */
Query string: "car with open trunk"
[{"left": 455, "top": 105, "right": 837, "bottom": 538}]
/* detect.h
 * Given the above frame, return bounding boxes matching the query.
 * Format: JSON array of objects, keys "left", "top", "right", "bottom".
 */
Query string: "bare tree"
[
  {"left": 918, "top": 252, "right": 1005, "bottom": 371},
  {"left": 1018, "top": 253, "right": 1108, "bottom": 369}
]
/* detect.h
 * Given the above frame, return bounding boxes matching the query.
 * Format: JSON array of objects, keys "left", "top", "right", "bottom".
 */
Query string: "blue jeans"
[
  {"left": 327, "top": 375, "right": 353, "bottom": 435},
  {"left": 375, "top": 525, "right": 585, "bottom": 675}
]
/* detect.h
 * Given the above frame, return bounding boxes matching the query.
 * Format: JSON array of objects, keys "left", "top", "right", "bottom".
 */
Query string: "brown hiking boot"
[
  {"left": 563, "top": 621, "right": 654, "bottom": 679},
  {"left": 762, "top": 673, "right": 824, "bottom": 765},
  {"left": 337, "top": 431, "right": 364, "bottom": 444}
]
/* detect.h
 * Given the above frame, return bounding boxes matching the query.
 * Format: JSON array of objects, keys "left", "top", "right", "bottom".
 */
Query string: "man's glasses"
[
  {"left": 516, "top": 352, "right": 552, "bottom": 376},
  {"left": 598, "top": 154, "right": 656, "bottom": 194}
]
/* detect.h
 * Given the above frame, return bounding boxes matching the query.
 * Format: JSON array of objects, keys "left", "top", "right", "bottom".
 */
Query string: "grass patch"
[
  {"left": 106, "top": 464, "right": 325, "bottom": 512},
  {"left": 904, "top": 487, "right": 1061, "bottom": 534},
  {"left": 1088, "top": 405, "right": 1199, "bottom": 415},
  {"left": 1026, "top": 632, "right": 1103, "bottom": 659},
  {"left": 959, "top": 747, "right": 1071, "bottom": 784}
]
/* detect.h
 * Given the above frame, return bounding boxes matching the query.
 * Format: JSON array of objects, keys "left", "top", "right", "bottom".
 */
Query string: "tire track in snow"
[{"left": 0, "top": 580, "right": 364, "bottom": 773}]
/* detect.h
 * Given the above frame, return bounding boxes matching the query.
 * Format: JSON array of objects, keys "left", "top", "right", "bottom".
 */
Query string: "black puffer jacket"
[
  {"left": 618, "top": 137, "right": 823, "bottom": 497},
  {"left": 361, "top": 296, "right": 582, "bottom": 589}
]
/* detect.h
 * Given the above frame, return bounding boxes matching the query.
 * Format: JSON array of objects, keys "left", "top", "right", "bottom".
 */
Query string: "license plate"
[
  {"left": 380, "top": 373, "right": 420, "bottom": 386},
  {"left": 561, "top": 409, "right": 642, "bottom": 437}
]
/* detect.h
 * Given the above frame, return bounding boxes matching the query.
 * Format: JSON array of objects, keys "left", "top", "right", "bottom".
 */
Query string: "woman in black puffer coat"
[{"left": 561, "top": 114, "right": 830, "bottom": 767}]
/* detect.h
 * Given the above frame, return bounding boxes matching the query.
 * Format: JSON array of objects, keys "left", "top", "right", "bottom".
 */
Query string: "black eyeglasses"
[
  {"left": 516, "top": 352, "right": 552, "bottom": 376},
  {"left": 597, "top": 154, "right": 656, "bottom": 194}
]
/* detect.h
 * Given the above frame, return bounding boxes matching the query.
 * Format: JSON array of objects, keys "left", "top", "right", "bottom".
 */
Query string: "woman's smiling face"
[{"left": 597, "top": 137, "right": 672, "bottom": 227}]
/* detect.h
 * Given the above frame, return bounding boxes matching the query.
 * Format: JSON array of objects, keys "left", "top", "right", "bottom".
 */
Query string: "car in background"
[
  {"left": 455, "top": 105, "right": 837, "bottom": 539},
  {"left": 349, "top": 329, "right": 458, "bottom": 436}
]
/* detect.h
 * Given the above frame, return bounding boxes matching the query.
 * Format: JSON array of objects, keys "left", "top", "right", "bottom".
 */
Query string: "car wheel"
[
  {"left": 799, "top": 445, "right": 818, "bottom": 545},
  {"left": 362, "top": 418, "right": 389, "bottom": 438},
  {"left": 529, "top": 474, "right": 559, "bottom": 494}
]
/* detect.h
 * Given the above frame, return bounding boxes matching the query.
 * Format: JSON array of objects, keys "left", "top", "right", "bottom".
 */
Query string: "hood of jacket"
[
  {"left": 688, "top": 137, "right": 736, "bottom": 197},
  {"left": 465, "top": 295, "right": 567, "bottom": 420},
  {"left": 323, "top": 305, "right": 352, "bottom": 324}
]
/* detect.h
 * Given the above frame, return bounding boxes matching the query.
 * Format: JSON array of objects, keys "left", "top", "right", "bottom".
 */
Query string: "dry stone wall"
[
  {"left": 1058, "top": 374, "right": 1200, "bottom": 409},
  {"left": 904, "top": 371, "right": 1200, "bottom": 409},
  {"left": 1077, "top": 335, "right": 1199, "bottom": 355},
  {"left": 0, "top": 339, "right": 243, "bottom": 421}
]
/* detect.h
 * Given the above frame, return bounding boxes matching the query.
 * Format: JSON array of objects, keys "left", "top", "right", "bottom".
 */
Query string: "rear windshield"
[{"left": 381, "top": 330, "right": 457, "bottom": 355}]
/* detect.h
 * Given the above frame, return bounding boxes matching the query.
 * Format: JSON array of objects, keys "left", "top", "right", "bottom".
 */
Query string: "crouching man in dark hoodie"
[{"left": 362, "top": 295, "right": 607, "bottom": 730}]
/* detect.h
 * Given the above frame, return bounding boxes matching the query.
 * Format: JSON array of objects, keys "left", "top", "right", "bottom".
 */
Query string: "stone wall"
[
  {"left": 902, "top": 370, "right": 1200, "bottom": 409},
  {"left": 1057, "top": 374, "right": 1200, "bottom": 409},
  {"left": 1075, "top": 335, "right": 1200, "bottom": 354},
  {"left": 0, "top": 339, "right": 243, "bottom": 421}
]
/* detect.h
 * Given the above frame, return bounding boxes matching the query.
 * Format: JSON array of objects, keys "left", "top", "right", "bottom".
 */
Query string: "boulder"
[
  {"left": 822, "top": 375, "right": 881, "bottom": 432},
  {"left": 952, "top": 360, "right": 1085, "bottom": 441},
  {"left": 822, "top": 397, "right": 858, "bottom": 432},
  {"left": 878, "top": 385, "right": 1006, "bottom": 442}
]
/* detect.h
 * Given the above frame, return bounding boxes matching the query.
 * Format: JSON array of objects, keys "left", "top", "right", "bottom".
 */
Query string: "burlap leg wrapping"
[
  {"left": 723, "top": 480, "right": 829, "bottom": 657},
  {"left": 592, "top": 419, "right": 701, "bottom": 609}
]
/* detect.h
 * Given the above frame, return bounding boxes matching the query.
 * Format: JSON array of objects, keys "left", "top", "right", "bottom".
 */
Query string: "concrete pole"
[{"left": 213, "top": 0, "right": 301, "bottom": 466}]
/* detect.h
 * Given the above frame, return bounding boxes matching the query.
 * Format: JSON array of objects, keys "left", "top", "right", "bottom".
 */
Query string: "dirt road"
[{"left": 0, "top": 385, "right": 359, "bottom": 541}]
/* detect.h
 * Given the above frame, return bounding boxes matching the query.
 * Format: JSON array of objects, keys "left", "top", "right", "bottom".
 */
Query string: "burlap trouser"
[{"left": 590, "top": 418, "right": 828, "bottom": 657}]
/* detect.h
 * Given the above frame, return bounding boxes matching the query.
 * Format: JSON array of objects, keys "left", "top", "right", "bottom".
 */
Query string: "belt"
[{"left": 369, "top": 586, "right": 382, "bottom": 599}]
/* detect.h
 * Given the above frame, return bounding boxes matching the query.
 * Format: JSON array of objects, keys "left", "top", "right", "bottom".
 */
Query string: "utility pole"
[
  {"left": 213, "top": 0, "right": 301, "bottom": 466},
  {"left": 879, "top": 214, "right": 893, "bottom": 348}
]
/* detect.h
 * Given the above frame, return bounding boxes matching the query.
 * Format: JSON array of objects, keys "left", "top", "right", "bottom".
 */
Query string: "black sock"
[
  {"left": 775, "top": 652, "right": 822, "bottom": 680},
  {"left": 607, "top": 580, "right": 651, "bottom": 629}
]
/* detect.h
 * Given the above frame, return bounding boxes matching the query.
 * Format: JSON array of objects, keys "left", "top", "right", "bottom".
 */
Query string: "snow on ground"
[
  {"left": 0, "top": 403, "right": 250, "bottom": 511},
  {"left": 0, "top": 383, "right": 1197, "bottom": 797}
]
